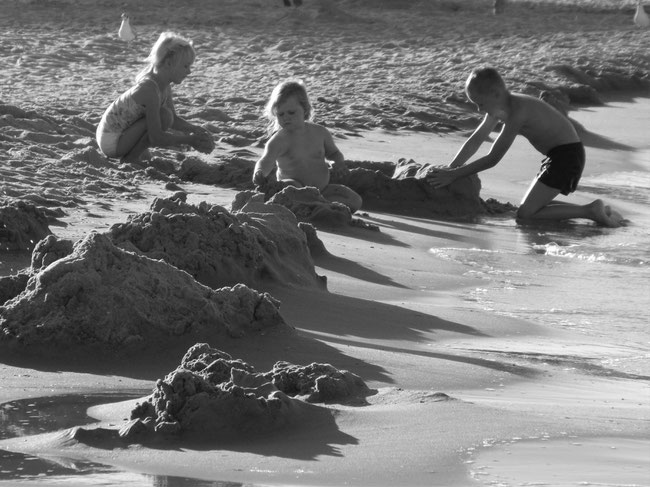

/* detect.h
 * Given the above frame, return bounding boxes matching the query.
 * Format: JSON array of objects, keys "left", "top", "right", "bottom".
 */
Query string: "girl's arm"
[
  {"left": 166, "top": 96, "right": 213, "bottom": 153},
  {"left": 134, "top": 84, "right": 209, "bottom": 151},
  {"left": 167, "top": 98, "right": 204, "bottom": 133}
]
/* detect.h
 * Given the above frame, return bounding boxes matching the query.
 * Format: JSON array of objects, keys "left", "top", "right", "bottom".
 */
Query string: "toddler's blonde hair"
[{"left": 264, "top": 80, "right": 313, "bottom": 135}]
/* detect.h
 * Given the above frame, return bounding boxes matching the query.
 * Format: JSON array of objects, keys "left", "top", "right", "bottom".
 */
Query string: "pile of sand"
[
  {"left": 343, "top": 159, "right": 485, "bottom": 217},
  {"left": 0, "top": 232, "right": 287, "bottom": 359},
  {"left": 113, "top": 342, "right": 373, "bottom": 441},
  {"left": 110, "top": 194, "right": 326, "bottom": 290}
]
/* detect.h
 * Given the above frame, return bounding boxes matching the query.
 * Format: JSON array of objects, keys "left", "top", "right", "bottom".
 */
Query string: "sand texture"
[{"left": 0, "top": 0, "right": 649, "bottom": 486}]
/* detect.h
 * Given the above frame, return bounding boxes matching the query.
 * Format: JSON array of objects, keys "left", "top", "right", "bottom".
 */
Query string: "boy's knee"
[
  {"left": 516, "top": 205, "right": 535, "bottom": 220},
  {"left": 160, "top": 107, "right": 174, "bottom": 130}
]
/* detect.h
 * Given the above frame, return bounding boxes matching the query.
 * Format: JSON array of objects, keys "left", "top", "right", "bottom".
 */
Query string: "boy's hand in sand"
[
  {"left": 191, "top": 130, "right": 214, "bottom": 154},
  {"left": 426, "top": 167, "right": 457, "bottom": 189}
]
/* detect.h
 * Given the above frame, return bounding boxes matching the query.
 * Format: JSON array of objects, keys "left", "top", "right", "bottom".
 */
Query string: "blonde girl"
[{"left": 96, "top": 32, "right": 213, "bottom": 162}]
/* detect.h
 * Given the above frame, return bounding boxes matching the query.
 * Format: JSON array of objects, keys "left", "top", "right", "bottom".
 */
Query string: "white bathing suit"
[{"left": 96, "top": 75, "right": 168, "bottom": 157}]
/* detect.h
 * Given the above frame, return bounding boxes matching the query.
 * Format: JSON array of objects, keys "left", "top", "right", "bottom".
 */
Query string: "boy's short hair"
[{"left": 465, "top": 67, "right": 507, "bottom": 96}]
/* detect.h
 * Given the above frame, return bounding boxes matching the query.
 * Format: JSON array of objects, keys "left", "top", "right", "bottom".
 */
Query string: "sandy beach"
[{"left": 1, "top": 0, "right": 649, "bottom": 486}]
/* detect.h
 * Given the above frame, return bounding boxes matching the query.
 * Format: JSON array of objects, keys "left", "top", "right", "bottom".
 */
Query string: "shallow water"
[
  {"left": 0, "top": 395, "right": 249, "bottom": 487},
  {"left": 468, "top": 436, "right": 650, "bottom": 486},
  {"left": 428, "top": 174, "right": 650, "bottom": 376}
]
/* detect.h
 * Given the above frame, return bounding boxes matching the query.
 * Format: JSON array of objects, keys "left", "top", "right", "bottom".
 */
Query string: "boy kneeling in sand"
[
  {"left": 427, "top": 67, "right": 624, "bottom": 227},
  {"left": 253, "top": 80, "right": 362, "bottom": 213}
]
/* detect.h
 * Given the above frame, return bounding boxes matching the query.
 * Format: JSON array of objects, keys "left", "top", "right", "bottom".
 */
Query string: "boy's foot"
[
  {"left": 605, "top": 205, "right": 628, "bottom": 227},
  {"left": 590, "top": 200, "right": 626, "bottom": 227}
]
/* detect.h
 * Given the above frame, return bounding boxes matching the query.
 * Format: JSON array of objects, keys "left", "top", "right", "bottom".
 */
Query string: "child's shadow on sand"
[{"left": 573, "top": 118, "right": 634, "bottom": 151}]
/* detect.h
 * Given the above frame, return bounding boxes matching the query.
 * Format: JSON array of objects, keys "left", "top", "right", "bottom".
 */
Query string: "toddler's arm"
[
  {"left": 253, "top": 135, "right": 282, "bottom": 185},
  {"left": 323, "top": 128, "right": 348, "bottom": 178}
]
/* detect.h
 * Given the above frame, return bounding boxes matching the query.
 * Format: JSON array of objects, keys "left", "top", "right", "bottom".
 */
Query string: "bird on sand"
[
  {"left": 118, "top": 12, "right": 136, "bottom": 42},
  {"left": 634, "top": 0, "right": 650, "bottom": 28}
]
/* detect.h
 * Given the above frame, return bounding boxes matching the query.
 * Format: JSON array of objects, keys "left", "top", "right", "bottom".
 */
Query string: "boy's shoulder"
[
  {"left": 511, "top": 92, "right": 557, "bottom": 111},
  {"left": 508, "top": 92, "right": 558, "bottom": 120}
]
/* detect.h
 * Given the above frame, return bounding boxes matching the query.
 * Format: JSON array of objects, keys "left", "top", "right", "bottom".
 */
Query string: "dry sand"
[{"left": 1, "top": 0, "right": 649, "bottom": 486}]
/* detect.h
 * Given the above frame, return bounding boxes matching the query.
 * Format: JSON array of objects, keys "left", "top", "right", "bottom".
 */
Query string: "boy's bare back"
[{"left": 503, "top": 93, "right": 580, "bottom": 155}]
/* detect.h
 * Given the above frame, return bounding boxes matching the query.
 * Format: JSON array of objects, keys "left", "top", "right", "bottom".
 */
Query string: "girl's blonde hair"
[
  {"left": 263, "top": 80, "right": 313, "bottom": 135},
  {"left": 136, "top": 32, "right": 195, "bottom": 82}
]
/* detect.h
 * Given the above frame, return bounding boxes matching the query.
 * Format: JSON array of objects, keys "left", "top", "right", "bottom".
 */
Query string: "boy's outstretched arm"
[
  {"left": 449, "top": 114, "right": 498, "bottom": 167},
  {"left": 428, "top": 115, "right": 519, "bottom": 188}
]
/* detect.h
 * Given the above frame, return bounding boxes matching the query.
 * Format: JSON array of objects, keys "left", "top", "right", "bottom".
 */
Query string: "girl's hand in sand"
[
  {"left": 191, "top": 130, "right": 214, "bottom": 154},
  {"left": 426, "top": 167, "right": 457, "bottom": 189}
]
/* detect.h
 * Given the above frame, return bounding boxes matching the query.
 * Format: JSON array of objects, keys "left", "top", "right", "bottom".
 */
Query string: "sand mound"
[
  {"left": 0, "top": 200, "right": 52, "bottom": 251},
  {"left": 341, "top": 159, "right": 485, "bottom": 217},
  {"left": 0, "top": 232, "right": 287, "bottom": 358},
  {"left": 112, "top": 343, "right": 373, "bottom": 441},
  {"left": 235, "top": 185, "right": 354, "bottom": 228},
  {"left": 176, "top": 154, "right": 256, "bottom": 189},
  {"left": 268, "top": 186, "right": 352, "bottom": 226},
  {"left": 109, "top": 194, "right": 325, "bottom": 290}
]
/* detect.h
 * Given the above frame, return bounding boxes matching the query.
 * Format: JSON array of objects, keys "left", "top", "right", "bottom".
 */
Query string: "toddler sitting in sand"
[
  {"left": 96, "top": 32, "right": 213, "bottom": 163},
  {"left": 426, "top": 67, "right": 624, "bottom": 227},
  {"left": 252, "top": 80, "right": 362, "bottom": 213}
]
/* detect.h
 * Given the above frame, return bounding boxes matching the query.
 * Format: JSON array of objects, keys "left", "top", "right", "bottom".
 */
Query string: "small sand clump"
[
  {"left": 267, "top": 186, "right": 352, "bottom": 227},
  {"left": 124, "top": 343, "right": 373, "bottom": 441},
  {"left": 0, "top": 232, "right": 287, "bottom": 357},
  {"left": 177, "top": 154, "right": 255, "bottom": 189},
  {"left": 0, "top": 200, "right": 52, "bottom": 251}
]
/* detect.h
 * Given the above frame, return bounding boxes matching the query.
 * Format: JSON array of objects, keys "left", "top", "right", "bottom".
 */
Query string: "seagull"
[
  {"left": 118, "top": 12, "right": 136, "bottom": 42},
  {"left": 634, "top": 0, "right": 650, "bottom": 28}
]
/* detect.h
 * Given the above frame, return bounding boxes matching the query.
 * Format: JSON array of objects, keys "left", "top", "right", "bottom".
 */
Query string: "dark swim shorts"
[{"left": 537, "top": 142, "right": 585, "bottom": 195}]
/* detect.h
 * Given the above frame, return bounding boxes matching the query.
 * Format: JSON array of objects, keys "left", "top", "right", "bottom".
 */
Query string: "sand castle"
[{"left": 107, "top": 342, "right": 373, "bottom": 442}]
